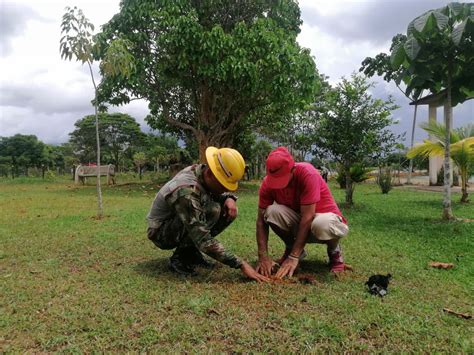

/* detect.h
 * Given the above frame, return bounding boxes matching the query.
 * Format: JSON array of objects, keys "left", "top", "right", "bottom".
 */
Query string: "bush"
[
  {"left": 44, "top": 170, "right": 56, "bottom": 180},
  {"left": 335, "top": 164, "right": 370, "bottom": 189},
  {"left": 436, "top": 166, "right": 460, "bottom": 186},
  {"left": 377, "top": 168, "right": 393, "bottom": 194}
]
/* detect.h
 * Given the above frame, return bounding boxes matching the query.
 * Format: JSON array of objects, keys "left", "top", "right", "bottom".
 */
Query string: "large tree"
[
  {"left": 314, "top": 74, "right": 400, "bottom": 205},
  {"left": 143, "top": 133, "right": 181, "bottom": 172},
  {"left": 69, "top": 113, "right": 145, "bottom": 170},
  {"left": 360, "top": 2, "right": 474, "bottom": 219},
  {"left": 95, "top": 0, "right": 318, "bottom": 161},
  {"left": 0, "top": 134, "right": 46, "bottom": 177}
]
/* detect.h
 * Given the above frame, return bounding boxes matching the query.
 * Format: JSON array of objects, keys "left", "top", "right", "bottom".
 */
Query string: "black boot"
[
  {"left": 169, "top": 248, "right": 197, "bottom": 276},
  {"left": 184, "top": 247, "right": 216, "bottom": 269}
]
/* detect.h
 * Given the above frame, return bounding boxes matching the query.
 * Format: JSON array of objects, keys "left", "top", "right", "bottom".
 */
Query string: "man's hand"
[
  {"left": 275, "top": 257, "right": 299, "bottom": 279},
  {"left": 223, "top": 198, "right": 238, "bottom": 221},
  {"left": 241, "top": 261, "right": 270, "bottom": 283},
  {"left": 256, "top": 255, "right": 277, "bottom": 277}
]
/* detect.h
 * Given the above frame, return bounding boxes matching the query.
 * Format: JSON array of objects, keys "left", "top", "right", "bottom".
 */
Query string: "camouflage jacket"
[{"left": 148, "top": 164, "right": 242, "bottom": 269}]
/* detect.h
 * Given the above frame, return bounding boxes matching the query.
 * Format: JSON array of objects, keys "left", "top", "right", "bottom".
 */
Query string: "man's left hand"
[
  {"left": 223, "top": 198, "right": 238, "bottom": 221},
  {"left": 275, "top": 257, "right": 299, "bottom": 279}
]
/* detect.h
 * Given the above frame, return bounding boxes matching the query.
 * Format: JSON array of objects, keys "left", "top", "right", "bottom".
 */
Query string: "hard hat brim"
[{"left": 205, "top": 147, "right": 238, "bottom": 191}]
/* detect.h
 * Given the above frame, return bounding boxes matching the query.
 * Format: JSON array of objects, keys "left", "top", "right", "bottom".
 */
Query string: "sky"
[{"left": 0, "top": 0, "right": 472, "bottom": 146}]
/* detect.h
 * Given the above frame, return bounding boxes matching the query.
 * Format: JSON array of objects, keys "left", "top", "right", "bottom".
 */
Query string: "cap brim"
[
  {"left": 266, "top": 173, "right": 292, "bottom": 190},
  {"left": 205, "top": 146, "right": 238, "bottom": 191}
]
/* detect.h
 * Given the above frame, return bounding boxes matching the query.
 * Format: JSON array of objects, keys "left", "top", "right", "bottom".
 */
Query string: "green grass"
[{"left": 1, "top": 177, "right": 473, "bottom": 352}]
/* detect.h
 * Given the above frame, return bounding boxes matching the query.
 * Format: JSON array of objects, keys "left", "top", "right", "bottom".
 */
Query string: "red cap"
[{"left": 265, "top": 147, "right": 295, "bottom": 189}]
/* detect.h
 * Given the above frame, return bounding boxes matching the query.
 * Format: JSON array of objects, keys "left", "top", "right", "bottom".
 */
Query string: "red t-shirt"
[{"left": 258, "top": 162, "right": 347, "bottom": 224}]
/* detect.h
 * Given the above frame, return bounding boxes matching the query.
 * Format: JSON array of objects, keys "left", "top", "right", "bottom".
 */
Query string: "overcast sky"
[{"left": 0, "top": 0, "right": 472, "bottom": 146}]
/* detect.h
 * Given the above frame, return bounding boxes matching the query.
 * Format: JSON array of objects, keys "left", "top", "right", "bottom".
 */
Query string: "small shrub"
[
  {"left": 44, "top": 170, "right": 57, "bottom": 180},
  {"left": 336, "top": 164, "right": 370, "bottom": 189},
  {"left": 436, "top": 166, "right": 460, "bottom": 186},
  {"left": 377, "top": 167, "right": 393, "bottom": 194}
]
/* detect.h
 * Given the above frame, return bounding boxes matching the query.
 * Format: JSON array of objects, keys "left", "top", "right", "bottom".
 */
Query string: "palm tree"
[{"left": 407, "top": 122, "right": 474, "bottom": 203}]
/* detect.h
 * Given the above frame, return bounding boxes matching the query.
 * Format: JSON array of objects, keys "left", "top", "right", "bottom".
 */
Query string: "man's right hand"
[
  {"left": 255, "top": 255, "right": 277, "bottom": 277},
  {"left": 241, "top": 261, "right": 270, "bottom": 283}
]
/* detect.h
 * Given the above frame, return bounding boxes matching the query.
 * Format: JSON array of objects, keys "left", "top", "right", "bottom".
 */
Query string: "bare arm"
[
  {"left": 290, "top": 204, "right": 315, "bottom": 258},
  {"left": 256, "top": 208, "right": 269, "bottom": 258},
  {"left": 255, "top": 208, "right": 276, "bottom": 277}
]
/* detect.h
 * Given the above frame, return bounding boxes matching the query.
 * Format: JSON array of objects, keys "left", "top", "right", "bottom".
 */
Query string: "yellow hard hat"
[{"left": 205, "top": 146, "right": 245, "bottom": 191}]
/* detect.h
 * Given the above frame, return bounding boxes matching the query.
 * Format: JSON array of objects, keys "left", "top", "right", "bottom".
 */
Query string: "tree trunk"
[
  {"left": 88, "top": 61, "right": 103, "bottom": 219},
  {"left": 442, "top": 65, "right": 454, "bottom": 220},
  {"left": 407, "top": 104, "right": 418, "bottom": 184},
  {"left": 139, "top": 166, "right": 142, "bottom": 180},
  {"left": 198, "top": 135, "right": 209, "bottom": 163},
  {"left": 345, "top": 166, "right": 353, "bottom": 205},
  {"left": 460, "top": 168, "right": 469, "bottom": 203},
  {"left": 115, "top": 153, "right": 120, "bottom": 173},
  {"left": 256, "top": 156, "right": 259, "bottom": 179}
]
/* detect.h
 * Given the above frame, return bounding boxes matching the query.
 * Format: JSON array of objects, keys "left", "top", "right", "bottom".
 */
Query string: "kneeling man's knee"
[
  {"left": 264, "top": 204, "right": 281, "bottom": 224},
  {"left": 310, "top": 213, "right": 349, "bottom": 242}
]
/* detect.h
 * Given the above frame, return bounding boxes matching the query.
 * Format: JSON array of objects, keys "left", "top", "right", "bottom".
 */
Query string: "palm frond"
[
  {"left": 448, "top": 137, "right": 474, "bottom": 172},
  {"left": 419, "top": 121, "right": 459, "bottom": 144},
  {"left": 407, "top": 140, "right": 444, "bottom": 159},
  {"left": 419, "top": 121, "right": 445, "bottom": 142},
  {"left": 455, "top": 124, "right": 474, "bottom": 140}
]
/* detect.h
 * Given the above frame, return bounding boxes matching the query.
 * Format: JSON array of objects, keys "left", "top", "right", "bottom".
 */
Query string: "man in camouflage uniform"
[{"left": 147, "top": 147, "right": 269, "bottom": 282}]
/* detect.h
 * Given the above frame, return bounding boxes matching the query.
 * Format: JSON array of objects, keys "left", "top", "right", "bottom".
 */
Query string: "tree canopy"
[
  {"left": 69, "top": 113, "right": 145, "bottom": 170},
  {"left": 0, "top": 135, "right": 49, "bottom": 177},
  {"left": 360, "top": 2, "right": 474, "bottom": 219},
  {"left": 95, "top": 0, "right": 319, "bottom": 160},
  {"left": 360, "top": 3, "right": 473, "bottom": 104}
]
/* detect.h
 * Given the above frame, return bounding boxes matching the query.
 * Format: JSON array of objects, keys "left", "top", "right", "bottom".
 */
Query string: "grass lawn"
[{"left": 1, "top": 177, "right": 473, "bottom": 352}]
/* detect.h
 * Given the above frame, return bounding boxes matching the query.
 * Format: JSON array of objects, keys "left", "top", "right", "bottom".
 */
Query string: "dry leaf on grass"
[
  {"left": 443, "top": 308, "right": 472, "bottom": 319},
  {"left": 207, "top": 308, "right": 221, "bottom": 316},
  {"left": 429, "top": 262, "right": 454, "bottom": 269}
]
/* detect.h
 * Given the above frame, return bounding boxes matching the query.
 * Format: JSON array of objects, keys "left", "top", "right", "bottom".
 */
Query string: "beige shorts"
[{"left": 263, "top": 203, "right": 349, "bottom": 243}]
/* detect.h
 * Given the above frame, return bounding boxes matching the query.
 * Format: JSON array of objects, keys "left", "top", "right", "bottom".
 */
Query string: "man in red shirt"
[{"left": 256, "top": 147, "right": 349, "bottom": 278}]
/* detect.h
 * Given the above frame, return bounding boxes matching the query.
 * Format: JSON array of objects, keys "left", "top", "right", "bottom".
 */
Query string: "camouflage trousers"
[{"left": 147, "top": 199, "right": 232, "bottom": 251}]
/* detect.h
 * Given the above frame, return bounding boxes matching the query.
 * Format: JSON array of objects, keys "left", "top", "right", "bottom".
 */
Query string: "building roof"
[
  {"left": 410, "top": 89, "right": 474, "bottom": 106},
  {"left": 409, "top": 90, "right": 447, "bottom": 106}
]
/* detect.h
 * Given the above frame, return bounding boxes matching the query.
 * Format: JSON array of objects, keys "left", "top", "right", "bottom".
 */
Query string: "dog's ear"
[{"left": 386, "top": 274, "right": 392, "bottom": 279}]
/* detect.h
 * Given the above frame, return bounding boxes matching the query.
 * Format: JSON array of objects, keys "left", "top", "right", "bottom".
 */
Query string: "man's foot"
[
  {"left": 191, "top": 254, "right": 216, "bottom": 269},
  {"left": 187, "top": 249, "right": 216, "bottom": 269},
  {"left": 328, "top": 249, "right": 345, "bottom": 273},
  {"left": 276, "top": 249, "right": 307, "bottom": 265},
  {"left": 169, "top": 254, "right": 198, "bottom": 276}
]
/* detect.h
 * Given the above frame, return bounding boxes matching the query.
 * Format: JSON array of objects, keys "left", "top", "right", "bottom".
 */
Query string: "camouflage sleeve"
[
  {"left": 170, "top": 188, "right": 242, "bottom": 269},
  {"left": 216, "top": 192, "right": 238, "bottom": 204}
]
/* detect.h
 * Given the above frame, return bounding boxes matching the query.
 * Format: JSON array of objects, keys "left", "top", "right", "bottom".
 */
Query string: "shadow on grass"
[
  {"left": 133, "top": 257, "right": 234, "bottom": 284},
  {"left": 297, "top": 259, "right": 336, "bottom": 283},
  {"left": 134, "top": 256, "right": 339, "bottom": 285},
  {"left": 134, "top": 258, "right": 170, "bottom": 279}
]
